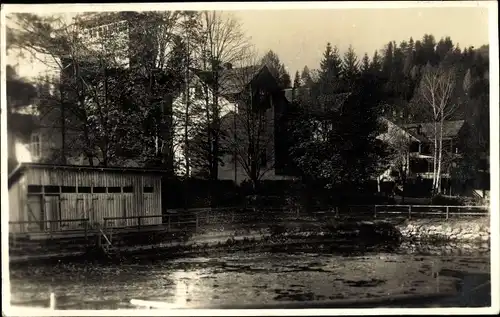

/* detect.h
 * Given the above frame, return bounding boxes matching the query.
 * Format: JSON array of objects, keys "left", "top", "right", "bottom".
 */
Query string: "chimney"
[{"left": 223, "top": 62, "right": 233, "bottom": 70}]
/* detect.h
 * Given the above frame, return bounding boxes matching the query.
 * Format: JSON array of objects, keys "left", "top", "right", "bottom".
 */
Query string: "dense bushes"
[
  {"left": 431, "top": 194, "right": 467, "bottom": 206},
  {"left": 160, "top": 176, "right": 480, "bottom": 212},
  {"left": 162, "top": 178, "right": 243, "bottom": 209}
]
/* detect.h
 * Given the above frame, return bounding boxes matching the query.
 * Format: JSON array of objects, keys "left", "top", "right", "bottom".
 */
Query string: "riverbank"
[
  {"left": 396, "top": 217, "right": 490, "bottom": 243},
  {"left": 9, "top": 217, "right": 490, "bottom": 265}
]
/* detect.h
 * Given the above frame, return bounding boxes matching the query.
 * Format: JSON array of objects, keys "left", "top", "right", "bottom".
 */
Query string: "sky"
[
  {"left": 5, "top": 5, "right": 491, "bottom": 80},
  {"left": 232, "top": 7, "right": 490, "bottom": 75}
]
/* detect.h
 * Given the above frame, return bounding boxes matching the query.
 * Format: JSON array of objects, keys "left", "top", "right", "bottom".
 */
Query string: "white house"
[{"left": 172, "top": 64, "right": 296, "bottom": 184}]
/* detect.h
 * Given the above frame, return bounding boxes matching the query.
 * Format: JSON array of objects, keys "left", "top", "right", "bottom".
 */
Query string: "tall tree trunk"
[
  {"left": 432, "top": 121, "right": 438, "bottom": 193},
  {"left": 436, "top": 117, "right": 445, "bottom": 194},
  {"left": 211, "top": 70, "right": 220, "bottom": 182},
  {"left": 184, "top": 26, "right": 191, "bottom": 177},
  {"left": 58, "top": 81, "right": 67, "bottom": 164}
]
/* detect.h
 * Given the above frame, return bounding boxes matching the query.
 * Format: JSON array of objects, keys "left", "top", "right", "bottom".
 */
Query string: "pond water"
[{"left": 9, "top": 246, "right": 490, "bottom": 309}]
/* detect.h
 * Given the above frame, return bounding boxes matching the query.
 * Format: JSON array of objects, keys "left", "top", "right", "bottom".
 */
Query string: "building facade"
[{"left": 173, "top": 64, "right": 295, "bottom": 184}]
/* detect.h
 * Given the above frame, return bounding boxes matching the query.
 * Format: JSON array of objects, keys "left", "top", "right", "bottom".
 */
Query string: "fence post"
[
  {"left": 446, "top": 206, "right": 449, "bottom": 220},
  {"left": 231, "top": 209, "right": 235, "bottom": 223},
  {"left": 96, "top": 223, "right": 102, "bottom": 248},
  {"left": 374, "top": 205, "right": 377, "bottom": 218},
  {"left": 84, "top": 220, "right": 88, "bottom": 240},
  {"left": 408, "top": 205, "right": 412, "bottom": 219},
  {"left": 138, "top": 216, "right": 142, "bottom": 230},
  {"left": 50, "top": 293, "right": 56, "bottom": 310}
]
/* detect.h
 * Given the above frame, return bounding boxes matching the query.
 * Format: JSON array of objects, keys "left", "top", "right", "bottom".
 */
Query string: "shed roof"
[{"left": 8, "top": 163, "right": 168, "bottom": 189}]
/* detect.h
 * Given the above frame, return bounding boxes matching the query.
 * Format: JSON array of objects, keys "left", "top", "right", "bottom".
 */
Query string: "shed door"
[
  {"left": 143, "top": 194, "right": 154, "bottom": 225},
  {"left": 26, "top": 195, "right": 43, "bottom": 232},
  {"left": 45, "top": 195, "right": 61, "bottom": 232}
]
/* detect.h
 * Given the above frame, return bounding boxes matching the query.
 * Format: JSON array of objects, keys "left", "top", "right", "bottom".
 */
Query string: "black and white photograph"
[{"left": 1, "top": 1, "right": 498, "bottom": 314}]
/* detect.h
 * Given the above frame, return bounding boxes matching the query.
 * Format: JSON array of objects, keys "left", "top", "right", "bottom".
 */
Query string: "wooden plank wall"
[
  {"left": 9, "top": 177, "right": 23, "bottom": 233},
  {"left": 10, "top": 167, "right": 162, "bottom": 232}
]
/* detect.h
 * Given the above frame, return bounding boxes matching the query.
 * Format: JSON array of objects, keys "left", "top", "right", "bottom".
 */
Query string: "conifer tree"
[
  {"left": 318, "top": 42, "right": 342, "bottom": 92},
  {"left": 342, "top": 45, "right": 360, "bottom": 87},
  {"left": 361, "top": 53, "right": 370, "bottom": 74},
  {"left": 293, "top": 70, "right": 301, "bottom": 88}
]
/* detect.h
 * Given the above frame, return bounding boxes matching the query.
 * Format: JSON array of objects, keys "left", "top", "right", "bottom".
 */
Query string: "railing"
[
  {"left": 103, "top": 213, "right": 199, "bottom": 232},
  {"left": 8, "top": 205, "right": 489, "bottom": 238},
  {"left": 9, "top": 218, "right": 91, "bottom": 236},
  {"left": 366, "top": 205, "right": 489, "bottom": 220}
]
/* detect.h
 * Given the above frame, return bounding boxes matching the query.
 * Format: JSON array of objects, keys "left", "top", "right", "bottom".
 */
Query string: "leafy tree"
[
  {"left": 226, "top": 54, "right": 276, "bottom": 191},
  {"left": 194, "top": 11, "right": 252, "bottom": 183},
  {"left": 289, "top": 71, "right": 389, "bottom": 196},
  {"left": 414, "top": 64, "right": 457, "bottom": 194},
  {"left": 8, "top": 12, "right": 187, "bottom": 169}
]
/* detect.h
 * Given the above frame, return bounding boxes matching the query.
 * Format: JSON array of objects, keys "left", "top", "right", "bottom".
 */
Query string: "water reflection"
[{"left": 10, "top": 249, "right": 490, "bottom": 309}]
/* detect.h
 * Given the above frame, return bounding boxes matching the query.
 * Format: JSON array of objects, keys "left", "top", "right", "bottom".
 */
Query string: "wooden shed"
[{"left": 8, "top": 163, "right": 165, "bottom": 234}]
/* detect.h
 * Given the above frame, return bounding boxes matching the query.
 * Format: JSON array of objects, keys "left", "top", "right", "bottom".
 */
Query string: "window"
[
  {"left": 30, "top": 133, "right": 41, "bottom": 159},
  {"left": 44, "top": 186, "right": 60, "bottom": 194},
  {"left": 409, "top": 142, "right": 420, "bottom": 153},
  {"left": 27, "top": 185, "right": 43, "bottom": 193},
  {"left": 144, "top": 186, "right": 154, "bottom": 193},
  {"left": 123, "top": 186, "right": 134, "bottom": 193},
  {"left": 195, "top": 85, "right": 204, "bottom": 99},
  {"left": 108, "top": 187, "right": 122, "bottom": 193},
  {"left": 118, "top": 22, "right": 127, "bottom": 32},
  {"left": 78, "top": 186, "right": 92, "bottom": 193},
  {"left": 260, "top": 150, "right": 267, "bottom": 167},
  {"left": 93, "top": 187, "right": 106, "bottom": 193},
  {"left": 189, "top": 87, "right": 196, "bottom": 98},
  {"left": 61, "top": 186, "right": 76, "bottom": 193}
]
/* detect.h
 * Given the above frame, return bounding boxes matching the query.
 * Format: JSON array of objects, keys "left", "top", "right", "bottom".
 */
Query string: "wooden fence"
[
  {"left": 8, "top": 218, "right": 91, "bottom": 236},
  {"left": 8, "top": 205, "right": 489, "bottom": 237},
  {"left": 370, "top": 205, "right": 488, "bottom": 220}
]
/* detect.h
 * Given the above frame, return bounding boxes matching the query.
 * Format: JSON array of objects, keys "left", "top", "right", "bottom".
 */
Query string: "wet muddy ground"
[{"left": 9, "top": 247, "right": 490, "bottom": 309}]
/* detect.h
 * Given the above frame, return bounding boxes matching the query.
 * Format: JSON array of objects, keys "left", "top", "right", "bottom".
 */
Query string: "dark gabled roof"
[
  {"left": 192, "top": 65, "right": 267, "bottom": 96},
  {"left": 8, "top": 163, "right": 169, "bottom": 189},
  {"left": 402, "top": 120, "right": 465, "bottom": 141}
]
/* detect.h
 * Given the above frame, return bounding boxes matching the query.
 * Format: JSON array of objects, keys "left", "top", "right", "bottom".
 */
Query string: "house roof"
[
  {"left": 8, "top": 162, "right": 169, "bottom": 189},
  {"left": 402, "top": 120, "right": 465, "bottom": 141},
  {"left": 377, "top": 117, "right": 422, "bottom": 143},
  {"left": 283, "top": 87, "right": 311, "bottom": 103},
  {"left": 192, "top": 65, "right": 267, "bottom": 96},
  {"left": 317, "top": 92, "right": 351, "bottom": 111}
]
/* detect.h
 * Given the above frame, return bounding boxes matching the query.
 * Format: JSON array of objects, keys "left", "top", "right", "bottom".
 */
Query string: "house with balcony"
[
  {"left": 378, "top": 118, "right": 468, "bottom": 179},
  {"left": 375, "top": 117, "right": 487, "bottom": 196}
]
